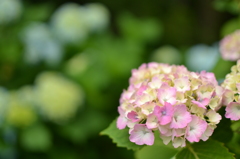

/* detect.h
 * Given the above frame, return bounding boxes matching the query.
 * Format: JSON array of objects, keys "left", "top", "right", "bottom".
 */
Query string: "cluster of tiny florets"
[
  {"left": 117, "top": 62, "right": 223, "bottom": 148},
  {"left": 220, "top": 30, "right": 240, "bottom": 61},
  {"left": 221, "top": 60, "right": 240, "bottom": 120}
]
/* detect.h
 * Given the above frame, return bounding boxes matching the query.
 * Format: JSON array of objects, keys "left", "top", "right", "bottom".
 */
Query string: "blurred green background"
[{"left": 0, "top": 0, "right": 239, "bottom": 158}]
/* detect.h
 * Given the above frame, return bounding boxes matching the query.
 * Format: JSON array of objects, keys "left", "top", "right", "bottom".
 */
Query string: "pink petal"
[
  {"left": 146, "top": 113, "right": 159, "bottom": 129},
  {"left": 158, "top": 124, "right": 172, "bottom": 136},
  {"left": 186, "top": 115, "right": 207, "bottom": 142},
  {"left": 129, "top": 124, "right": 154, "bottom": 145},
  {"left": 174, "top": 76, "right": 190, "bottom": 92},
  {"left": 225, "top": 102, "right": 240, "bottom": 120},
  {"left": 170, "top": 104, "right": 192, "bottom": 129},
  {"left": 136, "top": 84, "right": 148, "bottom": 96},
  {"left": 158, "top": 83, "right": 177, "bottom": 105},
  {"left": 222, "top": 89, "right": 234, "bottom": 106},
  {"left": 117, "top": 115, "right": 128, "bottom": 129},
  {"left": 134, "top": 93, "right": 153, "bottom": 106},
  {"left": 200, "top": 125, "right": 214, "bottom": 141},
  {"left": 117, "top": 107, "right": 128, "bottom": 129},
  {"left": 157, "top": 103, "right": 174, "bottom": 125},
  {"left": 127, "top": 111, "right": 140, "bottom": 122},
  {"left": 192, "top": 98, "right": 209, "bottom": 109},
  {"left": 148, "top": 76, "right": 163, "bottom": 89}
]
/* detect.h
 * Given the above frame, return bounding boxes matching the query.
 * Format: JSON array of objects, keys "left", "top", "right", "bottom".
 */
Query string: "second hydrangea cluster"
[
  {"left": 117, "top": 63, "right": 223, "bottom": 148},
  {"left": 220, "top": 30, "right": 240, "bottom": 61},
  {"left": 221, "top": 60, "right": 240, "bottom": 121}
]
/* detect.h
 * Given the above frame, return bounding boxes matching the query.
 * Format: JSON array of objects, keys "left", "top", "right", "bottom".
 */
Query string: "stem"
[{"left": 186, "top": 142, "right": 199, "bottom": 159}]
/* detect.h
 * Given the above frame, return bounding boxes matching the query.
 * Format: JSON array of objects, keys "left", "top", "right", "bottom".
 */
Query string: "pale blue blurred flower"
[
  {"left": 21, "top": 22, "right": 63, "bottom": 66},
  {"left": 50, "top": 3, "right": 88, "bottom": 45},
  {"left": 83, "top": 3, "right": 109, "bottom": 33},
  {"left": 186, "top": 44, "right": 219, "bottom": 72},
  {"left": 0, "top": 0, "right": 22, "bottom": 25}
]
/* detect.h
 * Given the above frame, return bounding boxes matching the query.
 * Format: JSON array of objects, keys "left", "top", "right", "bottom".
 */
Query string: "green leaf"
[
  {"left": 175, "top": 139, "right": 235, "bottom": 159},
  {"left": 100, "top": 119, "right": 144, "bottom": 151},
  {"left": 211, "top": 107, "right": 233, "bottom": 143},
  {"left": 211, "top": 58, "right": 235, "bottom": 80},
  {"left": 135, "top": 132, "right": 179, "bottom": 159},
  {"left": 227, "top": 120, "right": 240, "bottom": 158},
  {"left": 118, "top": 12, "right": 162, "bottom": 44},
  {"left": 220, "top": 18, "right": 240, "bottom": 37}
]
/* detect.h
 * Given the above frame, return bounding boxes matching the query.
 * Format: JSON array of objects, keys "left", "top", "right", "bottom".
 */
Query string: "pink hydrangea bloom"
[
  {"left": 220, "top": 30, "right": 240, "bottom": 61},
  {"left": 117, "top": 62, "right": 223, "bottom": 147}
]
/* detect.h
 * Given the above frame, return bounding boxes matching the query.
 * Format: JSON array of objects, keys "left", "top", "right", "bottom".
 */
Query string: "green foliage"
[
  {"left": 175, "top": 139, "right": 235, "bottom": 159},
  {"left": 118, "top": 12, "right": 162, "bottom": 44},
  {"left": 59, "top": 109, "right": 109, "bottom": 144},
  {"left": 22, "top": 3, "right": 54, "bottom": 22},
  {"left": 211, "top": 108, "right": 234, "bottom": 143},
  {"left": 221, "top": 18, "right": 240, "bottom": 37},
  {"left": 212, "top": 58, "right": 235, "bottom": 80},
  {"left": 101, "top": 119, "right": 144, "bottom": 151},
  {"left": 227, "top": 121, "right": 240, "bottom": 158},
  {"left": 213, "top": 0, "right": 240, "bottom": 14}
]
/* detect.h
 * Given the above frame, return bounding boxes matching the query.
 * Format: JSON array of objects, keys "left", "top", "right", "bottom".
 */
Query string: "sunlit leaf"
[{"left": 100, "top": 119, "right": 144, "bottom": 151}]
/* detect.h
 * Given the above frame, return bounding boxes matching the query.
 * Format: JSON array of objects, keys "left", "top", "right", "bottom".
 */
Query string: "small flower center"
[{"left": 161, "top": 110, "right": 166, "bottom": 115}]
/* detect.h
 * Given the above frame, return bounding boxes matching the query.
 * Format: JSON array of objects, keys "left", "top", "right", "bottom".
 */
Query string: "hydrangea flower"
[
  {"left": 21, "top": 22, "right": 63, "bottom": 66},
  {"left": 6, "top": 87, "right": 37, "bottom": 127},
  {"left": 221, "top": 60, "right": 240, "bottom": 120},
  {"left": 117, "top": 62, "right": 223, "bottom": 148},
  {"left": 186, "top": 44, "right": 219, "bottom": 72},
  {"left": 34, "top": 72, "right": 84, "bottom": 123},
  {"left": 50, "top": 2, "right": 109, "bottom": 45},
  {"left": 82, "top": 3, "right": 109, "bottom": 33},
  {"left": 0, "top": 0, "right": 22, "bottom": 25},
  {"left": 220, "top": 30, "right": 240, "bottom": 61},
  {"left": 50, "top": 3, "right": 89, "bottom": 44}
]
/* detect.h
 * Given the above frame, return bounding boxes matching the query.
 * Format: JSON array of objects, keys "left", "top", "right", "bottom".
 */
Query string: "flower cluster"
[
  {"left": 50, "top": 2, "right": 109, "bottom": 44},
  {"left": 21, "top": 22, "right": 63, "bottom": 66},
  {"left": 5, "top": 86, "right": 37, "bottom": 127},
  {"left": 117, "top": 63, "right": 223, "bottom": 148},
  {"left": 0, "top": 0, "right": 22, "bottom": 25},
  {"left": 34, "top": 71, "right": 84, "bottom": 122},
  {"left": 220, "top": 30, "right": 240, "bottom": 61},
  {"left": 221, "top": 60, "right": 240, "bottom": 120}
]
